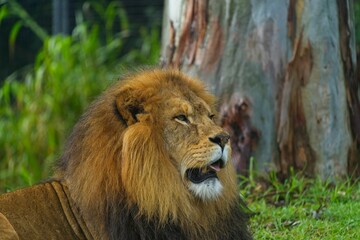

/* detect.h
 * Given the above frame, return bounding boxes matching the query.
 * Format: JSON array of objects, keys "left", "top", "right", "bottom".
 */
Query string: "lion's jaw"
[{"left": 181, "top": 143, "right": 231, "bottom": 200}]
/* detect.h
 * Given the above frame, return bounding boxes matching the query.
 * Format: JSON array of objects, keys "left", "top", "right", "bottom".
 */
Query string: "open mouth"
[{"left": 186, "top": 159, "right": 225, "bottom": 184}]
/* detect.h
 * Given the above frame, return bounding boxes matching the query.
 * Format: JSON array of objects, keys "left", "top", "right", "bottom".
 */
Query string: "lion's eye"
[
  {"left": 209, "top": 114, "right": 215, "bottom": 120},
  {"left": 175, "top": 114, "right": 189, "bottom": 124}
]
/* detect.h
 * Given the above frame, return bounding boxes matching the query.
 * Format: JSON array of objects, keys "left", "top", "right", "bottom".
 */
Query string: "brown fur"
[
  {"left": 52, "top": 69, "right": 251, "bottom": 239},
  {"left": 0, "top": 213, "right": 19, "bottom": 240}
]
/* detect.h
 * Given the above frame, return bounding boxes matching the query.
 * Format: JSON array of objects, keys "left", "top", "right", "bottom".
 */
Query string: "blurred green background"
[
  {"left": 0, "top": 0, "right": 162, "bottom": 191},
  {"left": 1, "top": 0, "right": 360, "bottom": 192}
]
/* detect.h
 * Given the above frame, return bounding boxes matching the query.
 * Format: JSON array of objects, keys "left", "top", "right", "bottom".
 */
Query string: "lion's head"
[{"left": 55, "top": 69, "right": 250, "bottom": 239}]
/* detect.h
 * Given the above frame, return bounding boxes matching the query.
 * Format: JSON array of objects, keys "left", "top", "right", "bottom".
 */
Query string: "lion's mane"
[{"left": 55, "top": 69, "right": 251, "bottom": 240}]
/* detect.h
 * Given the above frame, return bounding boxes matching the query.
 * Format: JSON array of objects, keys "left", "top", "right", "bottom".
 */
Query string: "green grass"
[{"left": 241, "top": 174, "right": 360, "bottom": 239}]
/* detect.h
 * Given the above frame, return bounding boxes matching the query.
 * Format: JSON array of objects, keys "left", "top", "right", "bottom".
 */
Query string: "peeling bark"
[
  {"left": 166, "top": 0, "right": 209, "bottom": 68},
  {"left": 337, "top": 0, "right": 360, "bottom": 176},
  {"left": 277, "top": 34, "right": 315, "bottom": 177},
  {"left": 172, "top": 0, "right": 194, "bottom": 67},
  {"left": 163, "top": 20, "right": 176, "bottom": 67},
  {"left": 189, "top": 0, "right": 207, "bottom": 64},
  {"left": 287, "top": 0, "right": 304, "bottom": 44},
  {"left": 161, "top": 0, "right": 359, "bottom": 179},
  {"left": 200, "top": 17, "right": 224, "bottom": 70}
]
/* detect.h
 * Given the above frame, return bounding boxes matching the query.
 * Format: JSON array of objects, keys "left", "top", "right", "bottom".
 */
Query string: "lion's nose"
[{"left": 209, "top": 133, "right": 230, "bottom": 149}]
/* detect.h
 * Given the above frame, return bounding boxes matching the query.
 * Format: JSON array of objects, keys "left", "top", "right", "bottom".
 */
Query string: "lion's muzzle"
[{"left": 185, "top": 158, "right": 225, "bottom": 184}]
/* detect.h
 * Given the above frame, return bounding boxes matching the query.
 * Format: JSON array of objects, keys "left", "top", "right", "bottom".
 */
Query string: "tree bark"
[
  {"left": 161, "top": 0, "right": 360, "bottom": 179},
  {"left": 52, "top": 0, "right": 70, "bottom": 35}
]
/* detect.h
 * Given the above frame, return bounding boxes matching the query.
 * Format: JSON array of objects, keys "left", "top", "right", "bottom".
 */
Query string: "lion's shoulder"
[{"left": 0, "top": 181, "right": 93, "bottom": 239}]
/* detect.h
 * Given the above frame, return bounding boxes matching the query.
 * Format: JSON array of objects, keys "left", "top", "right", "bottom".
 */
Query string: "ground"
[{"left": 242, "top": 173, "right": 360, "bottom": 239}]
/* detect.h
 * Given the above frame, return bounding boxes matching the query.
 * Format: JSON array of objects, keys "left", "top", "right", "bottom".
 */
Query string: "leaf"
[
  {"left": 9, "top": 21, "right": 22, "bottom": 57},
  {"left": 0, "top": 4, "right": 8, "bottom": 26},
  {"left": 8, "top": 0, "right": 48, "bottom": 40}
]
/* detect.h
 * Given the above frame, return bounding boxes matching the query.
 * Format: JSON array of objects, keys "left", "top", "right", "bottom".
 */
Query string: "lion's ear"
[{"left": 115, "top": 89, "right": 145, "bottom": 126}]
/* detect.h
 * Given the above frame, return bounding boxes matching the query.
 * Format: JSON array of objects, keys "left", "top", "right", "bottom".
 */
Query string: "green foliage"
[
  {"left": 0, "top": 1, "right": 160, "bottom": 191},
  {"left": 0, "top": 0, "right": 48, "bottom": 44},
  {"left": 240, "top": 173, "right": 360, "bottom": 239}
]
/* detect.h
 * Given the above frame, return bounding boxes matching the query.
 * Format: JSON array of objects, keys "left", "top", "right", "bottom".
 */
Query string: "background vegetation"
[
  {"left": 0, "top": 0, "right": 359, "bottom": 238},
  {"left": 0, "top": 0, "right": 160, "bottom": 190}
]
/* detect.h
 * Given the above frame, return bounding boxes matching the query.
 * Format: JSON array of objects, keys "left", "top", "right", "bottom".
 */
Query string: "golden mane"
[{"left": 54, "top": 69, "right": 251, "bottom": 239}]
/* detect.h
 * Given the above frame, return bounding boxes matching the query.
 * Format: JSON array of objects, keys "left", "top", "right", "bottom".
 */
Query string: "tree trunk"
[
  {"left": 52, "top": 0, "right": 70, "bottom": 35},
  {"left": 161, "top": 0, "right": 360, "bottom": 179}
]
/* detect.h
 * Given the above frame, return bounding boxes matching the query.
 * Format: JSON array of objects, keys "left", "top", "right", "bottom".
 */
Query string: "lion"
[{"left": 0, "top": 69, "right": 252, "bottom": 240}]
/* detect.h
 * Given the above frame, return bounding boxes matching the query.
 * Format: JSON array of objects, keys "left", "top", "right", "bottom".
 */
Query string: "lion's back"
[{"left": 0, "top": 181, "right": 92, "bottom": 240}]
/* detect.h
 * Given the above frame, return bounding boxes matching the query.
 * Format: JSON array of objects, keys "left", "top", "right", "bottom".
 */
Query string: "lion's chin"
[
  {"left": 188, "top": 178, "right": 223, "bottom": 200},
  {"left": 184, "top": 159, "right": 225, "bottom": 200}
]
